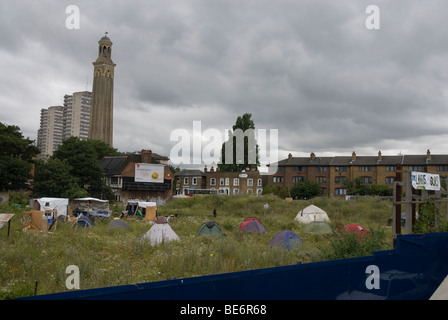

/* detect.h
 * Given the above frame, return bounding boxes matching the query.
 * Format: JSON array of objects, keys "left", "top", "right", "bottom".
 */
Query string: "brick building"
[
  {"left": 175, "top": 166, "right": 266, "bottom": 196},
  {"left": 268, "top": 150, "right": 448, "bottom": 197},
  {"left": 101, "top": 149, "right": 173, "bottom": 202}
]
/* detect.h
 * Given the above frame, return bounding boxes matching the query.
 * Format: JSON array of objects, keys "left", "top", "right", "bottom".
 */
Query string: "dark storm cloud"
[{"left": 1, "top": 0, "right": 447, "bottom": 160}]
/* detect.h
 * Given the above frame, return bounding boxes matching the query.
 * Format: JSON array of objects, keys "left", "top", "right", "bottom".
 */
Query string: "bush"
[{"left": 318, "top": 227, "right": 387, "bottom": 261}]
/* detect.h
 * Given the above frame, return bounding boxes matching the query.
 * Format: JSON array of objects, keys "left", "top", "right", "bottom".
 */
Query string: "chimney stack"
[
  {"left": 141, "top": 149, "right": 152, "bottom": 164},
  {"left": 310, "top": 152, "right": 315, "bottom": 161},
  {"left": 352, "top": 151, "right": 356, "bottom": 161},
  {"left": 378, "top": 151, "right": 382, "bottom": 161}
]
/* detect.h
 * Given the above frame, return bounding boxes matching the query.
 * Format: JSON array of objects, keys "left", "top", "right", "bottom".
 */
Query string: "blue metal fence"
[{"left": 20, "top": 232, "right": 448, "bottom": 300}]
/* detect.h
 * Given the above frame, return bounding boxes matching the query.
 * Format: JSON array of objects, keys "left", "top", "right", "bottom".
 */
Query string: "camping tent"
[
  {"left": 295, "top": 205, "right": 330, "bottom": 224},
  {"left": 197, "top": 221, "right": 225, "bottom": 237},
  {"left": 268, "top": 230, "right": 303, "bottom": 250},
  {"left": 303, "top": 221, "right": 333, "bottom": 234},
  {"left": 108, "top": 218, "right": 130, "bottom": 230},
  {"left": 140, "top": 221, "right": 179, "bottom": 246},
  {"left": 239, "top": 217, "right": 263, "bottom": 231},
  {"left": 343, "top": 224, "right": 369, "bottom": 238},
  {"left": 241, "top": 220, "right": 267, "bottom": 233},
  {"left": 72, "top": 215, "right": 94, "bottom": 228}
]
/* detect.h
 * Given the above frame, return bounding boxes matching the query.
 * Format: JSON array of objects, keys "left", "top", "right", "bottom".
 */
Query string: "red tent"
[
  {"left": 343, "top": 224, "right": 370, "bottom": 238},
  {"left": 239, "top": 217, "right": 262, "bottom": 231}
]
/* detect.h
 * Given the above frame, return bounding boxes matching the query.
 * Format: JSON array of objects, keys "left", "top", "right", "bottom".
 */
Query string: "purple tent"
[
  {"left": 241, "top": 220, "right": 267, "bottom": 233},
  {"left": 268, "top": 230, "right": 303, "bottom": 250}
]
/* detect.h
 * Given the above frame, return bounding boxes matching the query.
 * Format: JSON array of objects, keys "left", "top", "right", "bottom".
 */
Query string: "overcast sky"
[{"left": 1, "top": 0, "right": 448, "bottom": 168}]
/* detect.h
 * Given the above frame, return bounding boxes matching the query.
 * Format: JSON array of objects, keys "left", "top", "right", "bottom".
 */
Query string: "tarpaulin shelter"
[
  {"left": 140, "top": 221, "right": 179, "bottom": 246},
  {"left": 126, "top": 200, "right": 157, "bottom": 221},
  {"left": 30, "top": 197, "right": 69, "bottom": 218},
  {"left": 239, "top": 217, "right": 262, "bottom": 231},
  {"left": 295, "top": 205, "right": 330, "bottom": 224},
  {"left": 241, "top": 220, "right": 267, "bottom": 233},
  {"left": 197, "top": 221, "right": 225, "bottom": 238},
  {"left": 72, "top": 198, "right": 111, "bottom": 218},
  {"left": 268, "top": 230, "right": 303, "bottom": 250},
  {"left": 303, "top": 221, "right": 333, "bottom": 234}
]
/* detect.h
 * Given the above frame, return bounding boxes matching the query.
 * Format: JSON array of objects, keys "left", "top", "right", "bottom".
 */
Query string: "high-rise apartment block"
[
  {"left": 37, "top": 91, "right": 92, "bottom": 157},
  {"left": 37, "top": 106, "right": 64, "bottom": 157},
  {"left": 63, "top": 91, "right": 92, "bottom": 140}
]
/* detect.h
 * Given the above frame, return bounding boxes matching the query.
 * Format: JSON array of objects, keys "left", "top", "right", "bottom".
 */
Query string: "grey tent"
[
  {"left": 72, "top": 214, "right": 94, "bottom": 228},
  {"left": 108, "top": 218, "right": 129, "bottom": 230},
  {"left": 241, "top": 220, "right": 267, "bottom": 233}
]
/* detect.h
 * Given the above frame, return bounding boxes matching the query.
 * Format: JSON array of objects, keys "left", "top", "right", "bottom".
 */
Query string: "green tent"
[
  {"left": 197, "top": 221, "right": 225, "bottom": 237},
  {"left": 303, "top": 221, "right": 333, "bottom": 234}
]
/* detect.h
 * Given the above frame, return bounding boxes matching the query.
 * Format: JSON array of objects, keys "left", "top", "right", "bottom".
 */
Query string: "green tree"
[
  {"left": 290, "top": 180, "right": 320, "bottom": 200},
  {"left": 0, "top": 123, "right": 39, "bottom": 191},
  {"left": 33, "top": 158, "right": 88, "bottom": 199},
  {"left": 218, "top": 113, "right": 260, "bottom": 172},
  {"left": 52, "top": 137, "right": 114, "bottom": 199}
]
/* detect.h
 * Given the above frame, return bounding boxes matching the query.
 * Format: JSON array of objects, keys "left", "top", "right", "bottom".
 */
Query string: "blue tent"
[{"left": 268, "top": 230, "right": 303, "bottom": 250}]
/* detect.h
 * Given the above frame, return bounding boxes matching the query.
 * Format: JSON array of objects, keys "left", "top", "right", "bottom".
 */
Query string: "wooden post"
[
  {"left": 393, "top": 164, "right": 402, "bottom": 248},
  {"left": 405, "top": 172, "right": 413, "bottom": 234}
]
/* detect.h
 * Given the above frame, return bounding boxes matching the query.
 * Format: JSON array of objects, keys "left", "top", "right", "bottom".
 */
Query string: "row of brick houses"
[{"left": 267, "top": 150, "right": 448, "bottom": 197}]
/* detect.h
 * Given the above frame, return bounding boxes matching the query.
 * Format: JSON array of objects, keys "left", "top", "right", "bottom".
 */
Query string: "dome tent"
[
  {"left": 268, "top": 230, "right": 303, "bottom": 250},
  {"left": 303, "top": 221, "right": 333, "bottom": 234},
  {"left": 295, "top": 205, "right": 330, "bottom": 224},
  {"left": 108, "top": 218, "right": 129, "bottom": 230},
  {"left": 72, "top": 214, "right": 94, "bottom": 228},
  {"left": 140, "top": 219, "right": 179, "bottom": 246},
  {"left": 197, "top": 221, "right": 225, "bottom": 238},
  {"left": 241, "top": 220, "right": 266, "bottom": 233},
  {"left": 239, "top": 217, "right": 263, "bottom": 231}
]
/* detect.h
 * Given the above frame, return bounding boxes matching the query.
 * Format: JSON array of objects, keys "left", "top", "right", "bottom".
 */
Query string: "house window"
[
  {"left": 233, "top": 178, "right": 239, "bottom": 186},
  {"left": 292, "top": 176, "right": 304, "bottom": 183},
  {"left": 385, "top": 177, "right": 395, "bottom": 185},
  {"left": 225, "top": 178, "right": 229, "bottom": 186},
  {"left": 293, "top": 166, "right": 303, "bottom": 172},
  {"left": 210, "top": 178, "right": 216, "bottom": 186},
  {"left": 409, "top": 166, "right": 423, "bottom": 172},
  {"left": 437, "top": 166, "right": 448, "bottom": 172},
  {"left": 220, "top": 178, "right": 224, "bottom": 186},
  {"left": 315, "top": 176, "right": 327, "bottom": 183},
  {"left": 233, "top": 188, "right": 239, "bottom": 194},
  {"left": 334, "top": 188, "right": 347, "bottom": 196},
  {"left": 335, "top": 176, "right": 346, "bottom": 184},
  {"left": 247, "top": 189, "right": 253, "bottom": 194},
  {"left": 247, "top": 178, "right": 253, "bottom": 186},
  {"left": 385, "top": 166, "right": 396, "bottom": 172},
  {"left": 257, "top": 179, "right": 262, "bottom": 187},
  {"left": 316, "top": 166, "right": 327, "bottom": 172},
  {"left": 361, "top": 176, "right": 373, "bottom": 184},
  {"left": 359, "top": 166, "right": 372, "bottom": 172},
  {"left": 184, "top": 177, "right": 189, "bottom": 185},
  {"left": 273, "top": 176, "right": 283, "bottom": 183},
  {"left": 335, "top": 166, "right": 347, "bottom": 172},
  {"left": 192, "top": 177, "right": 197, "bottom": 185}
]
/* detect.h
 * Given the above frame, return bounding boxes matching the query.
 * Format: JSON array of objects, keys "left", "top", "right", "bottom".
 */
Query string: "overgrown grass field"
[{"left": 0, "top": 195, "right": 398, "bottom": 299}]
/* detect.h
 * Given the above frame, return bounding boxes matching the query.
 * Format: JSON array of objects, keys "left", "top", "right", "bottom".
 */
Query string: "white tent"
[
  {"left": 140, "top": 223, "right": 179, "bottom": 246},
  {"left": 295, "top": 205, "right": 330, "bottom": 224},
  {"left": 35, "top": 197, "right": 69, "bottom": 217}
]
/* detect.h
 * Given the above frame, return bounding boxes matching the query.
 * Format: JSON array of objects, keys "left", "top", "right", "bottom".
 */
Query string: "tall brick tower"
[{"left": 89, "top": 33, "right": 116, "bottom": 146}]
